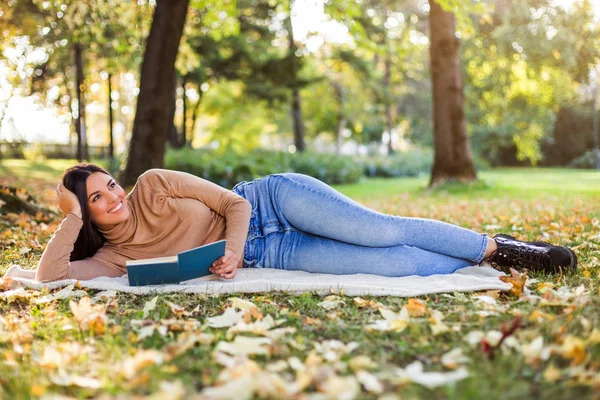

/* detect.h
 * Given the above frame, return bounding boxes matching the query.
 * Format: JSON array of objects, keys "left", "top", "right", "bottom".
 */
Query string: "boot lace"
[{"left": 486, "top": 245, "right": 552, "bottom": 273}]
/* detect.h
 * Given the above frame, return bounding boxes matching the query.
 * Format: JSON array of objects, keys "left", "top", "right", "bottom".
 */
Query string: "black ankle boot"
[{"left": 484, "top": 234, "right": 577, "bottom": 273}]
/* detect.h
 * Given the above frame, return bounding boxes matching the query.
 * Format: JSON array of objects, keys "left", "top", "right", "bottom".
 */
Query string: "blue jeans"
[{"left": 232, "top": 173, "right": 489, "bottom": 277}]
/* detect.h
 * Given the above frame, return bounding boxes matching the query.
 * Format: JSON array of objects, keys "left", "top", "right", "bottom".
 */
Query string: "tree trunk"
[
  {"left": 181, "top": 78, "right": 187, "bottom": 147},
  {"left": 286, "top": 9, "right": 306, "bottom": 152},
  {"left": 291, "top": 88, "right": 306, "bottom": 152},
  {"left": 74, "top": 42, "right": 88, "bottom": 162},
  {"left": 331, "top": 80, "right": 345, "bottom": 154},
  {"left": 107, "top": 73, "right": 115, "bottom": 161},
  {"left": 167, "top": 73, "right": 181, "bottom": 149},
  {"left": 189, "top": 89, "right": 203, "bottom": 147},
  {"left": 428, "top": 0, "right": 477, "bottom": 187},
  {"left": 121, "top": 0, "right": 190, "bottom": 186},
  {"left": 383, "top": 49, "right": 394, "bottom": 155}
]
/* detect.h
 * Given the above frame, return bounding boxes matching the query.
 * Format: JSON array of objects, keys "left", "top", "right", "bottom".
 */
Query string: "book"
[{"left": 126, "top": 239, "right": 226, "bottom": 286}]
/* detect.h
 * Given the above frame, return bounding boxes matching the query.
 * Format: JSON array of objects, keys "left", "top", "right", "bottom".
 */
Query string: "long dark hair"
[{"left": 62, "top": 163, "right": 111, "bottom": 261}]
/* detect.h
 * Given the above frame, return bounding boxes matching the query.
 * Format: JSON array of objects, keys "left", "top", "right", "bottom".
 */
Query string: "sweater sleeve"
[
  {"left": 35, "top": 214, "right": 125, "bottom": 282},
  {"left": 141, "top": 169, "right": 252, "bottom": 259}
]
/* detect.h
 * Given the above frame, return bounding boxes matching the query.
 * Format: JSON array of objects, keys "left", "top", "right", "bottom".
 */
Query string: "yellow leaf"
[
  {"left": 30, "top": 385, "right": 46, "bottom": 396},
  {"left": 560, "top": 335, "right": 586, "bottom": 365},
  {"left": 405, "top": 298, "right": 427, "bottom": 317},
  {"left": 543, "top": 364, "right": 561, "bottom": 382}
]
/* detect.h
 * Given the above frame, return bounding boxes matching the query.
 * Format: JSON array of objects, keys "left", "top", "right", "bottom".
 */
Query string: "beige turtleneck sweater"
[{"left": 35, "top": 169, "right": 252, "bottom": 282}]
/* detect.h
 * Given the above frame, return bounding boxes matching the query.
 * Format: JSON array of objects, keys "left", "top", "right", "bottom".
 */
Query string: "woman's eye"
[
  {"left": 93, "top": 195, "right": 100, "bottom": 202},
  {"left": 110, "top": 182, "right": 116, "bottom": 189}
]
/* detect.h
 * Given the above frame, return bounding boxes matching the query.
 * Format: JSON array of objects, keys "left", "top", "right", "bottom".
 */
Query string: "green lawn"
[
  {"left": 1, "top": 160, "right": 599, "bottom": 399},
  {"left": 334, "top": 168, "right": 600, "bottom": 199}
]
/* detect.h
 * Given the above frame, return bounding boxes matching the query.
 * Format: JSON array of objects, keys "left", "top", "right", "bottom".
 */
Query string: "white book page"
[{"left": 126, "top": 255, "right": 178, "bottom": 266}]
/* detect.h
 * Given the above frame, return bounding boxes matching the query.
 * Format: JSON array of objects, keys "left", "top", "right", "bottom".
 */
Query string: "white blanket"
[{"left": 14, "top": 265, "right": 510, "bottom": 297}]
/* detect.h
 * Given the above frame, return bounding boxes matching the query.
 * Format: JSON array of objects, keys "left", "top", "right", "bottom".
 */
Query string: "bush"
[
  {"left": 568, "top": 149, "right": 600, "bottom": 169},
  {"left": 360, "top": 148, "right": 434, "bottom": 178},
  {"left": 164, "top": 148, "right": 364, "bottom": 188}
]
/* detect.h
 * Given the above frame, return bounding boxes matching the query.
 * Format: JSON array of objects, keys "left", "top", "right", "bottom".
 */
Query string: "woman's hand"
[
  {"left": 209, "top": 250, "right": 239, "bottom": 279},
  {"left": 56, "top": 182, "right": 82, "bottom": 218}
]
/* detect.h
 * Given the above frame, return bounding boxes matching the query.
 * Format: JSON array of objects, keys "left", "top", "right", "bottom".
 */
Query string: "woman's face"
[{"left": 85, "top": 172, "right": 130, "bottom": 226}]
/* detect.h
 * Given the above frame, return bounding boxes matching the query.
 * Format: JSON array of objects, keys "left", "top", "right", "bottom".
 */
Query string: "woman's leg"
[
  {"left": 269, "top": 173, "right": 488, "bottom": 263},
  {"left": 263, "top": 230, "right": 474, "bottom": 276}
]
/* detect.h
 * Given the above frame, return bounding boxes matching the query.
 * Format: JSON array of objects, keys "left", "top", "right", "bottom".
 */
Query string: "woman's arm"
[
  {"left": 34, "top": 214, "right": 124, "bottom": 282},
  {"left": 141, "top": 169, "right": 252, "bottom": 260}
]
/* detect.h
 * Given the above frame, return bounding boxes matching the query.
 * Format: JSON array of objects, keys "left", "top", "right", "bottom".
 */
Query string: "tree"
[
  {"left": 120, "top": 0, "right": 190, "bottom": 186},
  {"left": 428, "top": 0, "right": 477, "bottom": 186}
]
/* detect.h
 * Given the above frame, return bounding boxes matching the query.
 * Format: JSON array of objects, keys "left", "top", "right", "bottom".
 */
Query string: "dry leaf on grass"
[
  {"left": 207, "top": 307, "right": 244, "bottom": 328},
  {"left": 318, "top": 295, "right": 345, "bottom": 310},
  {"left": 0, "top": 277, "right": 23, "bottom": 291},
  {"left": 394, "top": 361, "right": 469, "bottom": 389},
  {"left": 318, "top": 375, "right": 361, "bottom": 400},
  {"left": 355, "top": 370, "right": 384, "bottom": 394},
  {"left": 69, "top": 297, "right": 108, "bottom": 335},
  {"left": 142, "top": 296, "right": 159, "bottom": 318},
  {"left": 49, "top": 372, "right": 102, "bottom": 389},
  {"left": 366, "top": 307, "right": 410, "bottom": 332},
  {"left": 429, "top": 309, "right": 450, "bottom": 335},
  {"left": 215, "top": 336, "right": 272, "bottom": 356},
  {"left": 228, "top": 297, "right": 257, "bottom": 311},
  {"left": 440, "top": 348, "right": 470, "bottom": 369},
  {"left": 36, "top": 284, "right": 87, "bottom": 304},
  {"left": 405, "top": 298, "right": 428, "bottom": 317},
  {"left": 499, "top": 268, "right": 528, "bottom": 298},
  {"left": 122, "top": 349, "right": 165, "bottom": 379}
]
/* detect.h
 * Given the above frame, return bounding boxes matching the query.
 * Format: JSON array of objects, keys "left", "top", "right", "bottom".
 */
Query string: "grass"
[{"left": 1, "top": 159, "right": 599, "bottom": 399}]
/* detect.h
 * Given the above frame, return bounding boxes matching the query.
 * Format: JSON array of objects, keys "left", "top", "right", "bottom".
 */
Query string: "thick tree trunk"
[
  {"left": 428, "top": 0, "right": 477, "bottom": 187},
  {"left": 74, "top": 42, "right": 88, "bottom": 162},
  {"left": 121, "top": 0, "right": 190, "bottom": 185},
  {"left": 107, "top": 73, "right": 114, "bottom": 161}
]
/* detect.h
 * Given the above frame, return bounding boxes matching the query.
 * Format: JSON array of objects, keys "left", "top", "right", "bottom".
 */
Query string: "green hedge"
[
  {"left": 360, "top": 148, "right": 434, "bottom": 178},
  {"left": 165, "top": 147, "right": 487, "bottom": 187},
  {"left": 568, "top": 149, "right": 600, "bottom": 169},
  {"left": 164, "top": 148, "right": 364, "bottom": 188}
]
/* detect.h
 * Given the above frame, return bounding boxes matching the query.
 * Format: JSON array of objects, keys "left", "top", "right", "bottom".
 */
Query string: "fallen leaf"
[
  {"left": 355, "top": 370, "right": 383, "bottom": 394},
  {"left": 215, "top": 336, "right": 272, "bottom": 356},
  {"left": 429, "top": 310, "right": 449, "bottom": 335},
  {"left": 405, "top": 298, "right": 427, "bottom": 317},
  {"left": 142, "top": 296, "right": 159, "bottom": 318},
  {"left": 318, "top": 295, "right": 345, "bottom": 310},
  {"left": 499, "top": 268, "right": 528, "bottom": 298},
  {"left": 207, "top": 307, "right": 244, "bottom": 328},
  {"left": 0, "top": 277, "right": 22, "bottom": 291},
  {"left": 440, "top": 348, "right": 470, "bottom": 369},
  {"left": 228, "top": 297, "right": 257, "bottom": 311},
  {"left": 122, "top": 349, "right": 165, "bottom": 379},
  {"left": 395, "top": 361, "right": 469, "bottom": 389},
  {"left": 560, "top": 335, "right": 586, "bottom": 365},
  {"left": 50, "top": 372, "right": 102, "bottom": 389},
  {"left": 318, "top": 374, "right": 360, "bottom": 399},
  {"left": 166, "top": 301, "right": 186, "bottom": 318},
  {"left": 366, "top": 307, "right": 410, "bottom": 332},
  {"left": 349, "top": 355, "right": 377, "bottom": 371},
  {"left": 35, "top": 284, "right": 87, "bottom": 304},
  {"left": 69, "top": 296, "right": 108, "bottom": 334}
]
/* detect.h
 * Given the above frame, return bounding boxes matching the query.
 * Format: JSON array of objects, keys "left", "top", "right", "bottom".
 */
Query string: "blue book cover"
[{"left": 126, "top": 240, "right": 226, "bottom": 286}]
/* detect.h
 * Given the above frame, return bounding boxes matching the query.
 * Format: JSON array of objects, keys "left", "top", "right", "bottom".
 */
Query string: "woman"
[{"left": 6, "top": 164, "right": 577, "bottom": 282}]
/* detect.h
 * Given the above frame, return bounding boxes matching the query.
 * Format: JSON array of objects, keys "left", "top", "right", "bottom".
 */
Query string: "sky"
[{"left": 1, "top": 0, "right": 599, "bottom": 145}]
